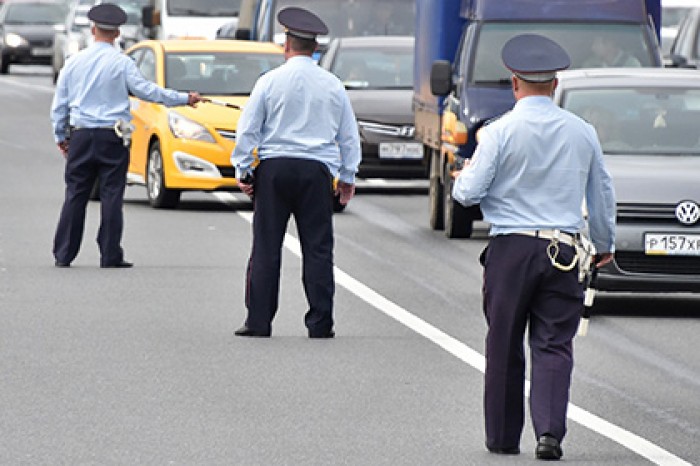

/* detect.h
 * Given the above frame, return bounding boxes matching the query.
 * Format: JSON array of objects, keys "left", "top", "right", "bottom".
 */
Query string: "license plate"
[
  {"left": 31, "top": 47, "right": 52, "bottom": 56},
  {"left": 644, "top": 233, "right": 700, "bottom": 256},
  {"left": 378, "top": 142, "right": 423, "bottom": 159}
]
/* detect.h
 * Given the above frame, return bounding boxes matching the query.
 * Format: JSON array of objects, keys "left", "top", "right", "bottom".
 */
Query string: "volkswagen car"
[
  {"left": 125, "top": 39, "right": 284, "bottom": 208},
  {"left": 318, "top": 36, "right": 425, "bottom": 179},
  {"left": 554, "top": 68, "right": 700, "bottom": 292}
]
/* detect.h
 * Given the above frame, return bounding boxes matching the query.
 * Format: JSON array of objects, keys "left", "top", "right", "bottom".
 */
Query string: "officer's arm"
[
  {"left": 452, "top": 130, "right": 498, "bottom": 207},
  {"left": 50, "top": 70, "right": 70, "bottom": 144},
  {"left": 124, "top": 58, "right": 189, "bottom": 107},
  {"left": 336, "top": 91, "right": 361, "bottom": 184},
  {"left": 585, "top": 138, "right": 616, "bottom": 256},
  {"left": 231, "top": 80, "right": 266, "bottom": 179}
]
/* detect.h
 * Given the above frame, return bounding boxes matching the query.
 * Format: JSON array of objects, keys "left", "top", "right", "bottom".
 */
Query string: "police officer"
[
  {"left": 452, "top": 35, "right": 616, "bottom": 460},
  {"left": 51, "top": 3, "right": 202, "bottom": 268},
  {"left": 231, "top": 7, "right": 361, "bottom": 338}
]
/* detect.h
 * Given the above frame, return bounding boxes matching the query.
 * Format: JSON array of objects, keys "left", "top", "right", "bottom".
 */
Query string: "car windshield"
[
  {"left": 562, "top": 87, "right": 700, "bottom": 155},
  {"left": 471, "top": 23, "right": 657, "bottom": 84},
  {"left": 5, "top": 3, "right": 65, "bottom": 24},
  {"left": 168, "top": 0, "right": 241, "bottom": 16},
  {"left": 272, "top": 0, "right": 415, "bottom": 39},
  {"left": 331, "top": 44, "right": 413, "bottom": 90},
  {"left": 112, "top": 0, "right": 149, "bottom": 25},
  {"left": 164, "top": 52, "right": 284, "bottom": 95}
]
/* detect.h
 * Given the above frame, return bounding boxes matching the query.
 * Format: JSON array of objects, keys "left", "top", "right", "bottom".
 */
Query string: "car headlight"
[
  {"left": 167, "top": 111, "right": 215, "bottom": 142},
  {"left": 5, "top": 33, "right": 27, "bottom": 48}
]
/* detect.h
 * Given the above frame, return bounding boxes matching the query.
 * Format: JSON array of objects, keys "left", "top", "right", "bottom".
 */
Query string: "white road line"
[
  {"left": 215, "top": 192, "right": 690, "bottom": 465},
  {"left": 1, "top": 77, "right": 55, "bottom": 94}
]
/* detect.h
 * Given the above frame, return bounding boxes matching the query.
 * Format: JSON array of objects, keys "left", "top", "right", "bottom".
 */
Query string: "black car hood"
[
  {"left": 605, "top": 154, "right": 700, "bottom": 204},
  {"left": 3, "top": 24, "right": 59, "bottom": 41},
  {"left": 346, "top": 89, "right": 413, "bottom": 125}
]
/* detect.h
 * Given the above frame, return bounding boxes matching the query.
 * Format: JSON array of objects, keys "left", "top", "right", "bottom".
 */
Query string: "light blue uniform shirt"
[
  {"left": 231, "top": 55, "right": 361, "bottom": 184},
  {"left": 51, "top": 42, "right": 188, "bottom": 142},
  {"left": 452, "top": 96, "right": 616, "bottom": 253}
]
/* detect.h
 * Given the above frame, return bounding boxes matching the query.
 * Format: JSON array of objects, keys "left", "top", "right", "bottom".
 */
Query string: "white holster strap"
[{"left": 514, "top": 229, "right": 579, "bottom": 272}]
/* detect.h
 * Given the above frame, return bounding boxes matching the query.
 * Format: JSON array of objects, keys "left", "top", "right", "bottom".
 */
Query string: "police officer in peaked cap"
[
  {"left": 452, "top": 34, "right": 616, "bottom": 460},
  {"left": 231, "top": 7, "right": 361, "bottom": 338},
  {"left": 50, "top": 3, "right": 202, "bottom": 268}
]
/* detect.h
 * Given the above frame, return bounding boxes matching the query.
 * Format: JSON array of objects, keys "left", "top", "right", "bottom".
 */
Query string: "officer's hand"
[
  {"left": 187, "top": 91, "right": 203, "bottom": 107},
  {"left": 238, "top": 179, "right": 254, "bottom": 198},
  {"left": 594, "top": 252, "right": 614, "bottom": 268},
  {"left": 335, "top": 181, "right": 355, "bottom": 205},
  {"left": 57, "top": 140, "right": 69, "bottom": 158}
]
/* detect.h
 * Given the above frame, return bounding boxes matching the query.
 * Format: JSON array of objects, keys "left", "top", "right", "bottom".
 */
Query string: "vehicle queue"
[{"left": 0, "top": 0, "right": 698, "bottom": 462}]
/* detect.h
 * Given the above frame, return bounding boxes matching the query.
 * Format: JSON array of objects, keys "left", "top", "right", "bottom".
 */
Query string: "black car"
[
  {"left": 319, "top": 36, "right": 425, "bottom": 179},
  {"left": 0, "top": 0, "right": 66, "bottom": 74}
]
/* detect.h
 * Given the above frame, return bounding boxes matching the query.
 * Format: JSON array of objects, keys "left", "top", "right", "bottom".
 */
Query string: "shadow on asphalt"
[
  {"left": 592, "top": 293, "right": 700, "bottom": 318},
  {"left": 121, "top": 197, "right": 253, "bottom": 212}
]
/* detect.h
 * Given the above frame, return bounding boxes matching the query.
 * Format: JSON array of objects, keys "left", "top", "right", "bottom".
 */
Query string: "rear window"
[
  {"left": 165, "top": 51, "right": 284, "bottom": 95},
  {"left": 562, "top": 87, "right": 700, "bottom": 155},
  {"left": 470, "top": 22, "right": 658, "bottom": 84}
]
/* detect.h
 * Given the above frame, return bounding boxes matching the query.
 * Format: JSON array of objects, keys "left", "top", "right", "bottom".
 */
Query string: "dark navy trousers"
[
  {"left": 244, "top": 158, "right": 335, "bottom": 336},
  {"left": 481, "top": 234, "right": 583, "bottom": 450},
  {"left": 53, "top": 128, "right": 128, "bottom": 266}
]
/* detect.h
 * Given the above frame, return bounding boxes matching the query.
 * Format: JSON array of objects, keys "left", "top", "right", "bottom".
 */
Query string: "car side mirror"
[
  {"left": 141, "top": 6, "right": 155, "bottom": 28},
  {"left": 430, "top": 60, "right": 453, "bottom": 96},
  {"left": 669, "top": 54, "right": 690, "bottom": 68}
]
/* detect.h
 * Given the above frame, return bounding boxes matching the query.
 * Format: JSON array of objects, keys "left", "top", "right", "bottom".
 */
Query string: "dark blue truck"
[{"left": 413, "top": 0, "right": 662, "bottom": 238}]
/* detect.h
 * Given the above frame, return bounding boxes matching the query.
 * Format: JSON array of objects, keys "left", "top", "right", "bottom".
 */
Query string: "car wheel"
[
  {"left": 0, "top": 55, "right": 9, "bottom": 75},
  {"left": 443, "top": 161, "right": 473, "bottom": 239},
  {"left": 428, "top": 148, "right": 444, "bottom": 230},
  {"left": 146, "top": 141, "right": 181, "bottom": 209}
]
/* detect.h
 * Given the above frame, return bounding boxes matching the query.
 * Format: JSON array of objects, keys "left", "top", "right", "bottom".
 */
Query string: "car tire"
[
  {"left": 428, "top": 148, "right": 444, "bottom": 230},
  {"left": 443, "top": 161, "right": 473, "bottom": 239},
  {"left": 146, "top": 140, "right": 181, "bottom": 209},
  {"left": 0, "top": 55, "right": 9, "bottom": 75}
]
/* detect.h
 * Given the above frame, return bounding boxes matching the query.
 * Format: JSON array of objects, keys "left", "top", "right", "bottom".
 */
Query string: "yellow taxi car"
[{"left": 124, "top": 39, "right": 284, "bottom": 208}]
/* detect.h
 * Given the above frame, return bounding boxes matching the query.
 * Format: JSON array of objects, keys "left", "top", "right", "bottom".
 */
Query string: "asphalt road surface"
[{"left": 1, "top": 66, "right": 699, "bottom": 465}]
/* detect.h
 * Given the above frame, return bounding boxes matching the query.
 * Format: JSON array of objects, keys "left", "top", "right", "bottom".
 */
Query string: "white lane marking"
[
  {"left": 214, "top": 192, "right": 691, "bottom": 466},
  {"left": 1, "top": 77, "right": 55, "bottom": 94}
]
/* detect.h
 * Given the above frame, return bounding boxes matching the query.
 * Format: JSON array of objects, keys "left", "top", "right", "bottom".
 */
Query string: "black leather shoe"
[
  {"left": 309, "top": 330, "right": 335, "bottom": 339},
  {"left": 487, "top": 445, "right": 520, "bottom": 455},
  {"left": 55, "top": 261, "right": 70, "bottom": 268},
  {"left": 101, "top": 260, "right": 133, "bottom": 268},
  {"left": 234, "top": 325, "right": 270, "bottom": 337},
  {"left": 536, "top": 435, "right": 562, "bottom": 460}
]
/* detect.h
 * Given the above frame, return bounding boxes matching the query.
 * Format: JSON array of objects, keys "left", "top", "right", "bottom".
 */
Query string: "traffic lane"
[
  {"left": 333, "top": 192, "right": 700, "bottom": 463},
  {"left": 2, "top": 73, "right": 696, "bottom": 463},
  {"left": 0, "top": 191, "right": 492, "bottom": 463}
]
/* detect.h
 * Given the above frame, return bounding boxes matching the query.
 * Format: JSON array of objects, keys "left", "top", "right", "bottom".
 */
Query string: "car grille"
[
  {"left": 615, "top": 251, "right": 700, "bottom": 275},
  {"left": 29, "top": 39, "right": 52, "bottom": 48},
  {"left": 617, "top": 203, "right": 679, "bottom": 224},
  {"left": 358, "top": 121, "right": 415, "bottom": 139},
  {"left": 217, "top": 129, "right": 236, "bottom": 141}
]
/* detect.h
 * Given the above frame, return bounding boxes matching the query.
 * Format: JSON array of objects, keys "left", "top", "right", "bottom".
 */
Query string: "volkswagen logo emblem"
[{"left": 675, "top": 200, "right": 700, "bottom": 225}]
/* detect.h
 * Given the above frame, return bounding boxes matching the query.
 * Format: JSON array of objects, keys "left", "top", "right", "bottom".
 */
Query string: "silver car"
[{"left": 554, "top": 67, "right": 700, "bottom": 292}]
